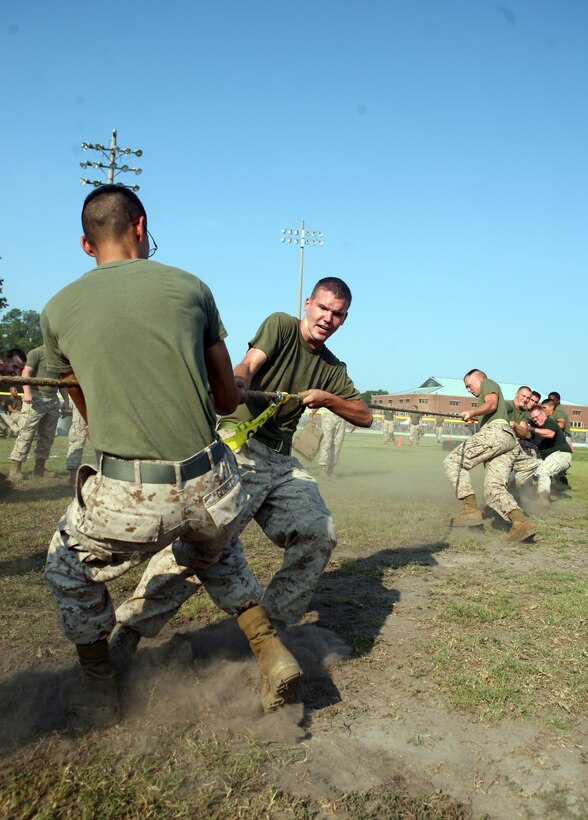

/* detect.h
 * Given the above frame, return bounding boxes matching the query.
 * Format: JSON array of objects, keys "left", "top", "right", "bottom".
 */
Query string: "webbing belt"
[{"left": 101, "top": 439, "right": 225, "bottom": 484}]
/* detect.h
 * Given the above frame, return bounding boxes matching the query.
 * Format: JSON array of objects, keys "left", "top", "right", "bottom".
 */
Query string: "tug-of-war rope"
[{"left": 2, "top": 375, "right": 462, "bottom": 422}]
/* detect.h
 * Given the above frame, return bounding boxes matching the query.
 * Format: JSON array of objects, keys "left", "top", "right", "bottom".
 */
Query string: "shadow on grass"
[
  {"left": 0, "top": 551, "right": 46, "bottom": 576},
  {"left": 1, "top": 481, "right": 73, "bottom": 505},
  {"left": 310, "top": 542, "right": 448, "bottom": 657}
]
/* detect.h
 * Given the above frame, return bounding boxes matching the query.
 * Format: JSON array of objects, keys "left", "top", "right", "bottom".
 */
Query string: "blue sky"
[{"left": 1, "top": 1, "right": 587, "bottom": 403}]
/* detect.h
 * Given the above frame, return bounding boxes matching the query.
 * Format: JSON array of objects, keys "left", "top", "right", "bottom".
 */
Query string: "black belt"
[
  {"left": 101, "top": 439, "right": 225, "bottom": 484},
  {"left": 252, "top": 432, "right": 290, "bottom": 455}
]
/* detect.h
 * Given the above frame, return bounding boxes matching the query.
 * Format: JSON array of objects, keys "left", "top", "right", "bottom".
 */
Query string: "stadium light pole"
[
  {"left": 79, "top": 128, "right": 143, "bottom": 190},
  {"left": 280, "top": 220, "right": 324, "bottom": 318}
]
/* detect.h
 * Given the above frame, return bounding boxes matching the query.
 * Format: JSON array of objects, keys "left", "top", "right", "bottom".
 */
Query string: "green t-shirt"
[
  {"left": 534, "top": 417, "right": 572, "bottom": 457},
  {"left": 383, "top": 410, "right": 394, "bottom": 421},
  {"left": 26, "top": 346, "right": 58, "bottom": 397},
  {"left": 41, "top": 259, "right": 226, "bottom": 460},
  {"left": 478, "top": 378, "right": 508, "bottom": 428},
  {"left": 552, "top": 404, "right": 570, "bottom": 434},
  {"left": 410, "top": 412, "right": 421, "bottom": 424},
  {"left": 224, "top": 312, "right": 360, "bottom": 449},
  {"left": 505, "top": 400, "right": 531, "bottom": 425}
]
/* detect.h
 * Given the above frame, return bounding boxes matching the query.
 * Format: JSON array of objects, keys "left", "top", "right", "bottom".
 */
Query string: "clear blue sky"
[{"left": 1, "top": 1, "right": 586, "bottom": 403}]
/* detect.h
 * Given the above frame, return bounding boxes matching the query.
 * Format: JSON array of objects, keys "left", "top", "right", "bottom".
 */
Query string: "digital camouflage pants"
[
  {"left": 536, "top": 451, "right": 572, "bottom": 494},
  {"left": 114, "top": 437, "right": 337, "bottom": 637},
  {"left": 318, "top": 413, "right": 346, "bottom": 471},
  {"left": 444, "top": 422, "right": 519, "bottom": 520},
  {"left": 45, "top": 443, "right": 245, "bottom": 645},
  {"left": 10, "top": 393, "right": 60, "bottom": 462}
]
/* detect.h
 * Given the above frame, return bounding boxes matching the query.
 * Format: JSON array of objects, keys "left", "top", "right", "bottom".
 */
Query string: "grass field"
[{"left": 0, "top": 432, "right": 586, "bottom": 818}]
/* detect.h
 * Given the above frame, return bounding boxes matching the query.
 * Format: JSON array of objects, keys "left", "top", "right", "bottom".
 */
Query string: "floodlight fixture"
[
  {"left": 280, "top": 219, "right": 325, "bottom": 318},
  {"left": 79, "top": 128, "right": 143, "bottom": 191}
]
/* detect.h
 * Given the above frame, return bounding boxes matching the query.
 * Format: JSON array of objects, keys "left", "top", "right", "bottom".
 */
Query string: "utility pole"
[
  {"left": 280, "top": 220, "right": 324, "bottom": 318},
  {"left": 79, "top": 129, "right": 143, "bottom": 190}
]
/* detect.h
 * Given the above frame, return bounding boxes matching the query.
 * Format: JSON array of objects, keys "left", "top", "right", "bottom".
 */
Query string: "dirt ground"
[
  {"left": 1, "top": 534, "right": 585, "bottom": 818},
  {"left": 1, "top": 440, "right": 586, "bottom": 818}
]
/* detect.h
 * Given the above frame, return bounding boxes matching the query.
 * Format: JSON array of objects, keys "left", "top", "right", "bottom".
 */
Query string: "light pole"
[
  {"left": 281, "top": 220, "right": 324, "bottom": 318},
  {"left": 79, "top": 129, "right": 143, "bottom": 190}
]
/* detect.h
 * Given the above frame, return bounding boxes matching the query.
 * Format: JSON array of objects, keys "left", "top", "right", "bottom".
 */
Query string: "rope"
[{"left": 1, "top": 377, "right": 464, "bottom": 420}]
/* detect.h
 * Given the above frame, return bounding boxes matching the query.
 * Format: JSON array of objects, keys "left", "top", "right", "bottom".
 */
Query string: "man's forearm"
[{"left": 322, "top": 397, "right": 372, "bottom": 427}]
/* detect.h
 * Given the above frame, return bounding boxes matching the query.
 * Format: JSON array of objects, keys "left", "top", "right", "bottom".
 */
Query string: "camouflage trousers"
[
  {"left": 382, "top": 420, "right": 395, "bottom": 442},
  {"left": 536, "top": 452, "right": 572, "bottom": 494},
  {"left": 318, "top": 413, "right": 346, "bottom": 470},
  {"left": 410, "top": 423, "right": 422, "bottom": 445},
  {"left": 10, "top": 394, "right": 60, "bottom": 462},
  {"left": 45, "top": 442, "right": 245, "bottom": 645},
  {"left": 511, "top": 444, "right": 541, "bottom": 489},
  {"left": 114, "top": 437, "right": 337, "bottom": 637},
  {"left": 0, "top": 411, "right": 21, "bottom": 436},
  {"left": 66, "top": 405, "right": 89, "bottom": 470},
  {"left": 444, "top": 422, "right": 519, "bottom": 519}
]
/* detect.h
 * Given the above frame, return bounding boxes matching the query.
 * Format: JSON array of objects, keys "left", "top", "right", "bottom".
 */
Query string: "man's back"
[{"left": 42, "top": 259, "right": 225, "bottom": 460}]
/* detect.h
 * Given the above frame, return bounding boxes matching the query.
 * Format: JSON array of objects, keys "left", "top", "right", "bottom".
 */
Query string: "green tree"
[
  {"left": 0, "top": 279, "right": 7, "bottom": 312},
  {"left": 0, "top": 308, "right": 42, "bottom": 353},
  {"left": 361, "top": 388, "right": 389, "bottom": 404}
]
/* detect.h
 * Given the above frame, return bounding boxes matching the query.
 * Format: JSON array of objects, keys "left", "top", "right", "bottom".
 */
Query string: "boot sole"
[
  {"left": 506, "top": 528, "right": 536, "bottom": 543},
  {"left": 445, "top": 517, "right": 484, "bottom": 528},
  {"left": 64, "top": 702, "right": 120, "bottom": 729}
]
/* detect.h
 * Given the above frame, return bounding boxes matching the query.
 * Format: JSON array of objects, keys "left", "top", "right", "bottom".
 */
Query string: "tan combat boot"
[
  {"left": 62, "top": 639, "right": 119, "bottom": 728},
  {"left": 447, "top": 494, "right": 483, "bottom": 527},
  {"left": 34, "top": 459, "right": 48, "bottom": 477},
  {"left": 506, "top": 509, "right": 536, "bottom": 542},
  {"left": 9, "top": 460, "right": 23, "bottom": 484},
  {"left": 237, "top": 605, "right": 303, "bottom": 711}
]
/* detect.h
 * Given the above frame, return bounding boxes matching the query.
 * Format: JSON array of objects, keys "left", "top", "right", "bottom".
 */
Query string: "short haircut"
[
  {"left": 530, "top": 391, "right": 541, "bottom": 400},
  {"left": 81, "top": 184, "right": 147, "bottom": 246},
  {"left": 311, "top": 277, "right": 352, "bottom": 307},
  {"left": 548, "top": 391, "right": 561, "bottom": 403},
  {"left": 517, "top": 385, "right": 532, "bottom": 394},
  {"left": 464, "top": 368, "right": 487, "bottom": 380},
  {"left": 542, "top": 399, "right": 555, "bottom": 409},
  {"left": 5, "top": 347, "right": 26, "bottom": 363}
]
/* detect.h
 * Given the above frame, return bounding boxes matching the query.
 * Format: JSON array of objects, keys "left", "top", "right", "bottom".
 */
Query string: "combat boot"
[
  {"left": 237, "top": 605, "right": 303, "bottom": 711},
  {"left": 506, "top": 509, "right": 536, "bottom": 543},
  {"left": 9, "top": 460, "right": 23, "bottom": 484},
  {"left": 34, "top": 459, "right": 52, "bottom": 477},
  {"left": 63, "top": 639, "right": 119, "bottom": 728},
  {"left": 109, "top": 624, "right": 141, "bottom": 669},
  {"left": 447, "top": 494, "right": 483, "bottom": 527}
]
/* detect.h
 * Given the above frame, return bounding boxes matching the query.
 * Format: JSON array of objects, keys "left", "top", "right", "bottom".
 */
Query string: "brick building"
[{"left": 370, "top": 376, "right": 588, "bottom": 443}]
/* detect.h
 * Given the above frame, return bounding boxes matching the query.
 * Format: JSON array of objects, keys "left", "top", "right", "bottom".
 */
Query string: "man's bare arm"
[
  {"left": 63, "top": 372, "right": 88, "bottom": 422},
  {"left": 297, "top": 390, "right": 372, "bottom": 427},
  {"left": 233, "top": 347, "right": 269, "bottom": 392},
  {"left": 461, "top": 391, "right": 498, "bottom": 422},
  {"left": 204, "top": 340, "right": 240, "bottom": 416}
]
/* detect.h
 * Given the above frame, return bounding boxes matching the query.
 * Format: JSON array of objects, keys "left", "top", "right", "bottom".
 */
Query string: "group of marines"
[{"left": 0, "top": 189, "right": 576, "bottom": 733}]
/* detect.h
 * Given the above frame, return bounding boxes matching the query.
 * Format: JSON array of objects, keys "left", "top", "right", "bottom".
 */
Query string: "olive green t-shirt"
[
  {"left": 26, "top": 346, "right": 58, "bottom": 397},
  {"left": 478, "top": 378, "right": 508, "bottom": 428},
  {"left": 41, "top": 259, "right": 226, "bottom": 460},
  {"left": 552, "top": 404, "right": 570, "bottom": 434},
  {"left": 410, "top": 412, "right": 421, "bottom": 424},
  {"left": 224, "top": 312, "right": 360, "bottom": 449},
  {"left": 534, "top": 417, "right": 572, "bottom": 457},
  {"left": 505, "top": 400, "right": 531, "bottom": 425}
]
